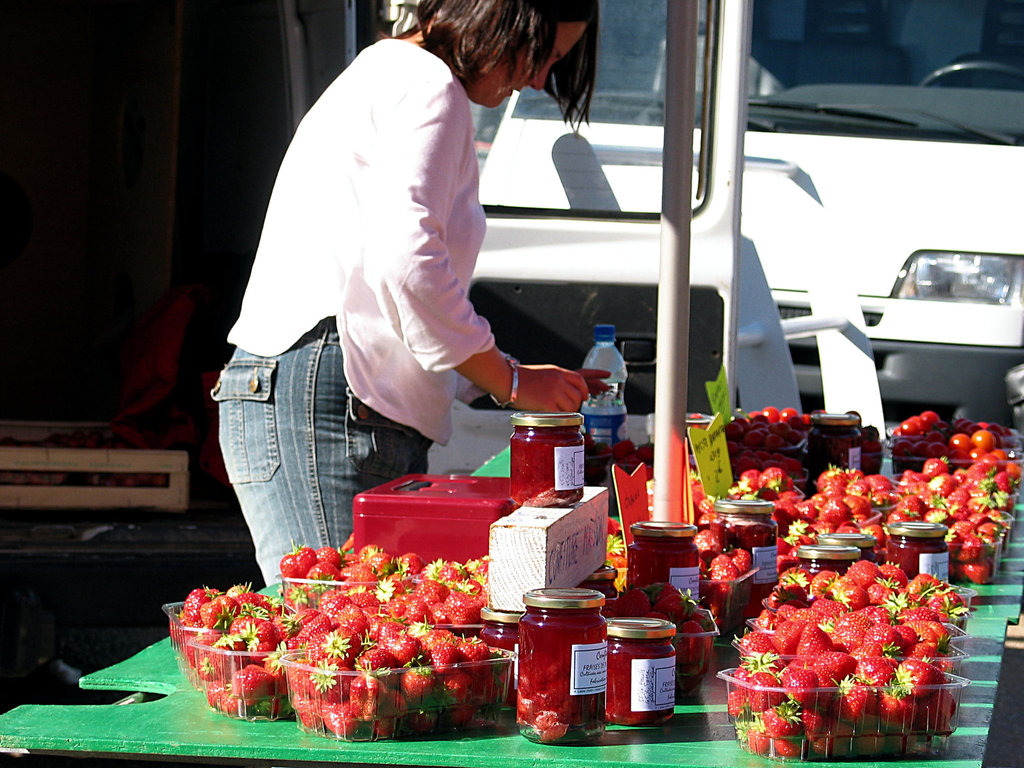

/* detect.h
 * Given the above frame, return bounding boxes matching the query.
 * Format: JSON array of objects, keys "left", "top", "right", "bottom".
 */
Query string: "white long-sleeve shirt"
[{"left": 227, "top": 39, "right": 493, "bottom": 444}]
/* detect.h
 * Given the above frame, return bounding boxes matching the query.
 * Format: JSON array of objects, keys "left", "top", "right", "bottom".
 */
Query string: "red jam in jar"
[
  {"left": 817, "top": 532, "right": 878, "bottom": 563},
  {"left": 885, "top": 521, "right": 949, "bottom": 580},
  {"left": 510, "top": 412, "right": 585, "bottom": 508},
  {"left": 795, "top": 544, "right": 860, "bottom": 576},
  {"left": 605, "top": 618, "right": 676, "bottom": 726},
  {"left": 480, "top": 607, "right": 523, "bottom": 707},
  {"left": 579, "top": 565, "right": 620, "bottom": 615},
  {"left": 806, "top": 412, "right": 862, "bottom": 490},
  {"left": 518, "top": 588, "right": 607, "bottom": 744},
  {"left": 709, "top": 499, "right": 778, "bottom": 618},
  {"left": 626, "top": 521, "right": 699, "bottom": 595}
]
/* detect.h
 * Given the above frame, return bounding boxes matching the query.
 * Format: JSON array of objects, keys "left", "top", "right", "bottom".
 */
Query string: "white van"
[{"left": 468, "top": 0, "right": 1024, "bottom": 427}]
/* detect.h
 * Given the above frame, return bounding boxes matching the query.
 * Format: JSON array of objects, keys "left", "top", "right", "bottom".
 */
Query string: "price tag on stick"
[
  {"left": 705, "top": 364, "right": 733, "bottom": 424},
  {"left": 688, "top": 412, "right": 733, "bottom": 499},
  {"left": 612, "top": 463, "right": 650, "bottom": 548}
]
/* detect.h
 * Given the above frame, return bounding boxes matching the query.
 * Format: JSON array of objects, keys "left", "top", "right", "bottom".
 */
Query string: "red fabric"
[{"left": 110, "top": 285, "right": 210, "bottom": 452}]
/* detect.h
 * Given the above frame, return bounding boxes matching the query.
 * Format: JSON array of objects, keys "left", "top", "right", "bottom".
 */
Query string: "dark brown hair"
[{"left": 406, "top": 0, "right": 599, "bottom": 127}]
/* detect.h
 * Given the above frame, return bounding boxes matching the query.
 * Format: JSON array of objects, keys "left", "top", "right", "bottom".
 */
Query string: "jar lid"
[
  {"left": 510, "top": 412, "right": 584, "bottom": 428},
  {"left": 480, "top": 607, "right": 524, "bottom": 624},
  {"left": 885, "top": 521, "right": 949, "bottom": 539},
  {"left": 686, "top": 413, "right": 714, "bottom": 428},
  {"left": 810, "top": 412, "right": 862, "bottom": 427},
  {"left": 795, "top": 544, "right": 861, "bottom": 561},
  {"left": 630, "top": 521, "right": 697, "bottom": 538},
  {"left": 580, "top": 564, "right": 618, "bottom": 582},
  {"left": 522, "top": 587, "right": 605, "bottom": 609},
  {"left": 817, "top": 532, "right": 876, "bottom": 549},
  {"left": 713, "top": 498, "right": 774, "bottom": 515},
  {"left": 606, "top": 617, "right": 676, "bottom": 640}
]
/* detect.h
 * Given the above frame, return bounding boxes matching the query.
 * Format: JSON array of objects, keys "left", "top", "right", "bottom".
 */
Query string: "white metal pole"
[{"left": 652, "top": 0, "right": 698, "bottom": 522}]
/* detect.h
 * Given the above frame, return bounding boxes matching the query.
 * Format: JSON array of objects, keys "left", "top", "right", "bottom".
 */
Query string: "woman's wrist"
[{"left": 490, "top": 354, "right": 520, "bottom": 407}]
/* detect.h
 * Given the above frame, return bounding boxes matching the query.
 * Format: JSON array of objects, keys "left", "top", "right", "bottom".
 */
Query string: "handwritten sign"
[
  {"left": 705, "top": 365, "right": 733, "bottom": 424},
  {"left": 612, "top": 463, "right": 650, "bottom": 547},
  {"left": 688, "top": 412, "right": 733, "bottom": 499}
]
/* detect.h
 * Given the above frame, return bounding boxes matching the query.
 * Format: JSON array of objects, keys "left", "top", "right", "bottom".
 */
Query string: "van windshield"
[{"left": 476, "top": 0, "right": 1024, "bottom": 212}]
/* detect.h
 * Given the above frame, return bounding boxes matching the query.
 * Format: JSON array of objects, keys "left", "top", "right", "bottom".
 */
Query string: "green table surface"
[{"left": 1, "top": 524, "right": 1021, "bottom": 767}]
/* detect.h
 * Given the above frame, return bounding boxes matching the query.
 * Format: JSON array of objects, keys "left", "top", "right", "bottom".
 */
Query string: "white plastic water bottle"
[{"left": 580, "top": 324, "right": 628, "bottom": 446}]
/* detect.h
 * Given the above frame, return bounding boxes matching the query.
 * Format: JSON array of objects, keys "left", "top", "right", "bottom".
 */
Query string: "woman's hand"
[{"left": 515, "top": 365, "right": 602, "bottom": 412}]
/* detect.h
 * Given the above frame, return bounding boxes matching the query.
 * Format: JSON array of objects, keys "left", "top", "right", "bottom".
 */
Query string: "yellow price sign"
[
  {"left": 688, "top": 412, "right": 733, "bottom": 499},
  {"left": 705, "top": 365, "right": 732, "bottom": 424}
]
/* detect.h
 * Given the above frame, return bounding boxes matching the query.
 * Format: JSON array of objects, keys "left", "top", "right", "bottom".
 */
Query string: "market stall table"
[{"left": 1, "top": 518, "right": 1021, "bottom": 768}]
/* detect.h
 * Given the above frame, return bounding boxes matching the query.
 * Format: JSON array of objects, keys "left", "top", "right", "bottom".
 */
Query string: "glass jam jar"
[
  {"left": 480, "top": 607, "right": 523, "bottom": 707},
  {"left": 579, "top": 565, "right": 620, "bottom": 615},
  {"left": 795, "top": 544, "right": 861, "bottom": 576},
  {"left": 517, "top": 588, "right": 607, "bottom": 745},
  {"left": 817, "top": 531, "right": 878, "bottom": 563},
  {"left": 605, "top": 618, "right": 676, "bottom": 726},
  {"left": 626, "top": 521, "right": 699, "bottom": 595},
  {"left": 709, "top": 499, "right": 777, "bottom": 618},
  {"left": 509, "top": 412, "right": 585, "bottom": 508},
  {"left": 885, "top": 521, "right": 949, "bottom": 580},
  {"left": 806, "top": 412, "right": 862, "bottom": 490}
]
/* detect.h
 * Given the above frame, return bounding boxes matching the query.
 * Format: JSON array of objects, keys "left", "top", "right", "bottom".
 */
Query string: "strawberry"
[
  {"left": 228, "top": 615, "right": 281, "bottom": 652},
  {"left": 355, "top": 645, "right": 397, "bottom": 672},
  {"left": 400, "top": 667, "right": 437, "bottom": 708},
  {"left": 838, "top": 678, "right": 878, "bottom": 728},
  {"left": 199, "top": 595, "right": 240, "bottom": 630},
  {"left": 737, "top": 631, "right": 776, "bottom": 656},
  {"left": 321, "top": 701, "right": 360, "bottom": 738},
  {"left": 856, "top": 655, "right": 898, "bottom": 685},
  {"left": 279, "top": 543, "right": 318, "bottom": 579},
  {"left": 231, "top": 663, "right": 274, "bottom": 705},
  {"left": 315, "top": 546, "right": 343, "bottom": 570},
  {"left": 396, "top": 552, "right": 426, "bottom": 575},
  {"left": 729, "top": 547, "right": 753, "bottom": 574},
  {"left": 761, "top": 699, "right": 802, "bottom": 738},
  {"left": 813, "top": 651, "right": 857, "bottom": 686},
  {"left": 796, "top": 624, "right": 835, "bottom": 656},
  {"left": 779, "top": 663, "right": 820, "bottom": 710},
  {"left": 380, "top": 632, "right": 422, "bottom": 667},
  {"left": 771, "top": 619, "right": 807, "bottom": 655},
  {"left": 181, "top": 587, "right": 221, "bottom": 627},
  {"left": 708, "top": 554, "right": 741, "bottom": 580},
  {"left": 614, "top": 587, "right": 653, "bottom": 617}
]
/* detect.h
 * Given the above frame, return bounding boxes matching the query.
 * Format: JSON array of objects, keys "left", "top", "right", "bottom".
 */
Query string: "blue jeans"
[{"left": 213, "top": 318, "right": 432, "bottom": 586}]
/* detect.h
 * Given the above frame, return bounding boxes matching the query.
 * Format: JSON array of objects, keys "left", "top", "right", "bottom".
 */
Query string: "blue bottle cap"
[{"left": 593, "top": 324, "right": 616, "bottom": 342}]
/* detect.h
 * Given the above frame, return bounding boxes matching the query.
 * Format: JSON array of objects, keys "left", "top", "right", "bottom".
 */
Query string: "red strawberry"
[
  {"left": 779, "top": 664, "right": 821, "bottom": 710},
  {"left": 381, "top": 632, "right": 422, "bottom": 667},
  {"left": 708, "top": 554, "right": 741, "bottom": 580},
  {"left": 813, "top": 651, "right": 857, "bottom": 687},
  {"left": 761, "top": 700, "right": 802, "bottom": 738},
  {"left": 400, "top": 667, "right": 437, "bottom": 708},
  {"left": 796, "top": 624, "right": 835, "bottom": 656},
  {"left": 199, "top": 595, "right": 240, "bottom": 630},
  {"left": 321, "top": 701, "right": 360, "bottom": 738},
  {"left": 279, "top": 543, "right": 318, "bottom": 579},
  {"left": 315, "top": 546, "right": 343, "bottom": 570},
  {"left": 231, "top": 663, "right": 275, "bottom": 705},
  {"left": 615, "top": 587, "right": 653, "bottom": 617},
  {"left": 771, "top": 620, "right": 808, "bottom": 655}
]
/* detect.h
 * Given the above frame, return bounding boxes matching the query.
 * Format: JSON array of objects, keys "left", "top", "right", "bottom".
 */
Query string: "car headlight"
[{"left": 892, "top": 250, "right": 1024, "bottom": 306}]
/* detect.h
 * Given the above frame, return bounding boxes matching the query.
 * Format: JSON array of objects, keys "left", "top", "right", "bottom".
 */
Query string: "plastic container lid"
[
  {"left": 885, "top": 521, "right": 949, "bottom": 538},
  {"left": 510, "top": 412, "right": 584, "bottom": 428},
  {"left": 817, "top": 532, "right": 876, "bottom": 549},
  {"left": 593, "top": 324, "right": 616, "bottom": 342},
  {"left": 630, "top": 521, "right": 697, "bottom": 538},
  {"left": 713, "top": 498, "right": 775, "bottom": 515},
  {"left": 522, "top": 587, "right": 605, "bottom": 609},
  {"left": 796, "top": 544, "right": 861, "bottom": 561},
  {"left": 480, "top": 607, "right": 524, "bottom": 624},
  {"left": 810, "top": 412, "right": 862, "bottom": 427},
  {"left": 607, "top": 617, "right": 676, "bottom": 640}
]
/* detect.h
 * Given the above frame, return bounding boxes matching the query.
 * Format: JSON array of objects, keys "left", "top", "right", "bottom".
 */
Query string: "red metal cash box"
[{"left": 352, "top": 474, "right": 515, "bottom": 563}]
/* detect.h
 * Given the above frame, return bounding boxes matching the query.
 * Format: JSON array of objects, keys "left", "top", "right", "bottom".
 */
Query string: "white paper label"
[
  {"left": 669, "top": 566, "right": 700, "bottom": 598},
  {"left": 570, "top": 641, "right": 607, "bottom": 695},
  {"left": 918, "top": 550, "right": 949, "bottom": 581},
  {"left": 513, "top": 642, "right": 519, "bottom": 689},
  {"left": 554, "top": 445, "right": 585, "bottom": 491},
  {"left": 847, "top": 445, "right": 862, "bottom": 470},
  {"left": 630, "top": 656, "right": 676, "bottom": 712},
  {"left": 752, "top": 544, "right": 778, "bottom": 583}
]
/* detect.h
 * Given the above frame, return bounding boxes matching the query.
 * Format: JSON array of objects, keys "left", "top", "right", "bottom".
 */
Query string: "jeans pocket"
[
  {"left": 212, "top": 358, "right": 281, "bottom": 484},
  {"left": 345, "top": 394, "right": 431, "bottom": 480}
]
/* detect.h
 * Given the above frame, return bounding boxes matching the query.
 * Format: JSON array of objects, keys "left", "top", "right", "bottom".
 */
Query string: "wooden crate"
[{"left": 0, "top": 421, "right": 189, "bottom": 511}]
